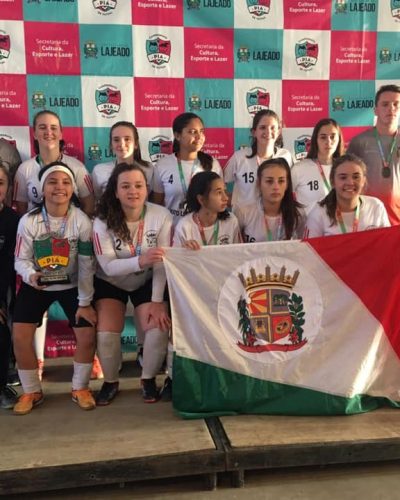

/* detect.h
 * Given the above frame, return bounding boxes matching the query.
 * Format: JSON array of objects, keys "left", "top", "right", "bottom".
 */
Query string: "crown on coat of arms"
[{"left": 238, "top": 265, "right": 299, "bottom": 292}]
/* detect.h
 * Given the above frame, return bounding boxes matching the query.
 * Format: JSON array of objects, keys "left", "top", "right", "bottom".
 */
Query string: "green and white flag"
[{"left": 164, "top": 227, "right": 400, "bottom": 418}]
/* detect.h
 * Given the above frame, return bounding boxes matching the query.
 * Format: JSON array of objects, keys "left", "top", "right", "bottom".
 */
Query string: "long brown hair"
[
  {"left": 109, "top": 121, "right": 150, "bottom": 169},
  {"left": 306, "top": 118, "right": 344, "bottom": 160},
  {"left": 257, "top": 158, "right": 303, "bottom": 239},
  {"left": 172, "top": 112, "right": 213, "bottom": 171},
  {"left": 319, "top": 153, "right": 367, "bottom": 225},
  {"left": 96, "top": 162, "right": 147, "bottom": 241},
  {"left": 247, "top": 109, "right": 283, "bottom": 159}
]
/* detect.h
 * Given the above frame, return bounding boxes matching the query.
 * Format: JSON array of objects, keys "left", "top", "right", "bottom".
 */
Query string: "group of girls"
[{"left": 0, "top": 107, "right": 391, "bottom": 415}]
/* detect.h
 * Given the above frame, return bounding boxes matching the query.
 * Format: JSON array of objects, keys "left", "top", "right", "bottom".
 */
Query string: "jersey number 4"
[{"left": 168, "top": 174, "right": 173, "bottom": 184}]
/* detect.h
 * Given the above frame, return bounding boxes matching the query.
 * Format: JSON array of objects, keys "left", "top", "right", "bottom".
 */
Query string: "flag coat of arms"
[{"left": 163, "top": 227, "right": 400, "bottom": 419}]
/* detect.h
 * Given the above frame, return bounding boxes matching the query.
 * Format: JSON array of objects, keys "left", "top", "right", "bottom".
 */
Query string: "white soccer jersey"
[
  {"left": 13, "top": 154, "right": 93, "bottom": 210},
  {"left": 15, "top": 204, "right": 95, "bottom": 306},
  {"left": 235, "top": 201, "right": 306, "bottom": 242},
  {"left": 153, "top": 153, "right": 223, "bottom": 223},
  {"left": 93, "top": 202, "right": 172, "bottom": 302},
  {"left": 224, "top": 147, "right": 294, "bottom": 210},
  {"left": 92, "top": 161, "right": 154, "bottom": 200},
  {"left": 305, "top": 195, "right": 391, "bottom": 238},
  {"left": 173, "top": 212, "right": 241, "bottom": 247},
  {"left": 291, "top": 158, "right": 332, "bottom": 215}
]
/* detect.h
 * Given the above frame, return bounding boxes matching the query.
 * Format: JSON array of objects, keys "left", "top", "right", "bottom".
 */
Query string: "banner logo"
[
  {"left": 148, "top": 136, "right": 173, "bottom": 163},
  {"left": 188, "top": 94, "right": 202, "bottom": 112},
  {"left": 237, "top": 46, "right": 250, "bottom": 63},
  {"left": 391, "top": 0, "right": 400, "bottom": 19},
  {"left": 32, "top": 91, "right": 46, "bottom": 109},
  {"left": 246, "top": 0, "right": 271, "bottom": 18},
  {"left": 379, "top": 48, "right": 392, "bottom": 64},
  {"left": 236, "top": 266, "right": 307, "bottom": 353},
  {"left": 146, "top": 35, "right": 171, "bottom": 68},
  {"left": 92, "top": 0, "right": 117, "bottom": 14},
  {"left": 246, "top": 87, "right": 270, "bottom": 115},
  {"left": 334, "top": 0, "right": 347, "bottom": 13},
  {"left": 95, "top": 85, "right": 121, "bottom": 117},
  {"left": 0, "top": 33, "right": 10, "bottom": 62},
  {"left": 294, "top": 135, "right": 311, "bottom": 161},
  {"left": 88, "top": 143, "right": 102, "bottom": 161},
  {"left": 332, "top": 95, "right": 345, "bottom": 111},
  {"left": 295, "top": 39, "right": 318, "bottom": 70},
  {"left": 187, "top": 0, "right": 201, "bottom": 8},
  {"left": 84, "top": 41, "right": 98, "bottom": 59}
]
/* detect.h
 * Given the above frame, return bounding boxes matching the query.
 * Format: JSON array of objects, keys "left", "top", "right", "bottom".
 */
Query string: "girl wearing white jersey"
[
  {"left": 235, "top": 158, "right": 305, "bottom": 243},
  {"left": 305, "top": 154, "right": 390, "bottom": 237},
  {"left": 165, "top": 172, "right": 241, "bottom": 401},
  {"left": 14, "top": 110, "right": 94, "bottom": 216},
  {"left": 291, "top": 118, "right": 344, "bottom": 215},
  {"left": 13, "top": 163, "right": 97, "bottom": 415},
  {"left": 152, "top": 112, "right": 222, "bottom": 224},
  {"left": 93, "top": 163, "right": 172, "bottom": 405},
  {"left": 224, "top": 109, "right": 293, "bottom": 211},
  {"left": 173, "top": 171, "right": 241, "bottom": 249},
  {"left": 92, "top": 121, "right": 153, "bottom": 200},
  {"left": 13, "top": 110, "right": 95, "bottom": 379}
]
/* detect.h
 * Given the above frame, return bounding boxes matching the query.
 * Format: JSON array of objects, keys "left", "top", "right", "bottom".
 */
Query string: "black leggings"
[{"left": 0, "top": 322, "right": 11, "bottom": 388}]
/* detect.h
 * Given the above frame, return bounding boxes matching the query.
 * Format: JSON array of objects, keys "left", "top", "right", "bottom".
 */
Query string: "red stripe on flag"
[{"left": 306, "top": 226, "right": 400, "bottom": 358}]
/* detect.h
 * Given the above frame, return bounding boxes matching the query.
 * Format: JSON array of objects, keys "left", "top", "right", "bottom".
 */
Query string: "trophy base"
[{"left": 38, "top": 275, "right": 71, "bottom": 286}]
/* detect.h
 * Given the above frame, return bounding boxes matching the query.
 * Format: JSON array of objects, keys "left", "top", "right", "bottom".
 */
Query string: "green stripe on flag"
[{"left": 173, "top": 355, "right": 400, "bottom": 419}]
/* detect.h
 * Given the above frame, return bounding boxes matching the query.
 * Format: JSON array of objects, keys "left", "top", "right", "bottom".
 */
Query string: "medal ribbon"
[
  {"left": 41, "top": 205, "right": 70, "bottom": 238},
  {"left": 193, "top": 213, "right": 219, "bottom": 246},
  {"left": 127, "top": 206, "right": 146, "bottom": 256},
  {"left": 37, "top": 153, "right": 63, "bottom": 168},
  {"left": 177, "top": 158, "right": 199, "bottom": 197},
  {"left": 264, "top": 214, "right": 283, "bottom": 241},
  {"left": 374, "top": 128, "right": 398, "bottom": 172},
  {"left": 336, "top": 202, "right": 360, "bottom": 234},
  {"left": 315, "top": 160, "right": 331, "bottom": 191}
]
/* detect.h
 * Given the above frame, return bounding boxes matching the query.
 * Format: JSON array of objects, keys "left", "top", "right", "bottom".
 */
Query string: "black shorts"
[
  {"left": 13, "top": 282, "right": 92, "bottom": 328},
  {"left": 94, "top": 277, "right": 154, "bottom": 308}
]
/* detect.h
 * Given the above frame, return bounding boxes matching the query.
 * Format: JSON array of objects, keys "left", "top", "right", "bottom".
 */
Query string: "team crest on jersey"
[
  {"left": 148, "top": 136, "right": 173, "bottom": 163},
  {"left": 246, "top": 87, "right": 270, "bottom": 115},
  {"left": 187, "top": 0, "right": 201, "bottom": 8},
  {"left": 32, "top": 91, "right": 46, "bottom": 109},
  {"left": 294, "top": 135, "right": 311, "bottom": 161},
  {"left": 332, "top": 95, "right": 345, "bottom": 111},
  {"left": 92, "top": 0, "right": 117, "bottom": 14},
  {"left": 88, "top": 144, "right": 102, "bottom": 161},
  {"left": 295, "top": 39, "right": 318, "bottom": 70},
  {"left": 247, "top": 0, "right": 270, "bottom": 18},
  {"left": 335, "top": 0, "right": 347, "bottom": 13},
  {"left": 146, "top": 35, "right": 171, "bottom": 68},
  {"left": 391, "top": 0, "right": 400, "bottom": 19},
  {"left": 188, "top": 94, "right": 202, "bottom": 112},
  {"left": 84, "top": 41, "right": 98, "bottom": 58},
  {"left": 379, "top": 48, "right": 392, "bottom": 64},
  {"left": 237, "top": 46, "right": 250, "bottom": 63},
  {"left": 95, "top": 85, "right": 121, "bottom": 117},
  {"left": 33, "top": 237, "right": 70, "bottom": 270},
  {"left": 145, "top": 230, "right": 157, "bottom": 247},
  {"left": 236, "top": 266, "right": 307, "bottom": 353},
  {"left": 0, "top": 33, "right": 10, "bottom": 62}
]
